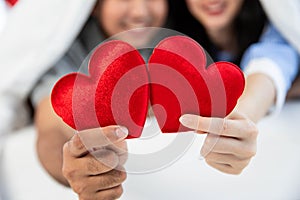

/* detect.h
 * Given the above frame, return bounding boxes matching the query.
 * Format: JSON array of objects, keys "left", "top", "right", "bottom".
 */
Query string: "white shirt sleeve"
[
  {"left": 244, "top": 58, "right": 287, "bottom": 116},
  {"left": 241, "top": 24, "right": 299, "bottom": 115}
]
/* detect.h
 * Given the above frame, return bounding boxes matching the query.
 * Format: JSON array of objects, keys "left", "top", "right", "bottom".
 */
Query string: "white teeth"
[
  {"left": 127, "top": 23, "right": 148, "bottom": 29},
  {"left": 206, "top": 2, "right": 223, "bottom": 12},
  {"left": 130, "top": 28, "right": 146, "bottom": 33}
]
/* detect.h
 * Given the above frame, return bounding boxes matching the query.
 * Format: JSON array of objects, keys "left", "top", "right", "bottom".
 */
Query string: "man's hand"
[
  {"left": 62, "top": 126, "right": 128, "bottom": 200},
  {"left": 180, "top": 112, "right": 258, "bottom": 175}
]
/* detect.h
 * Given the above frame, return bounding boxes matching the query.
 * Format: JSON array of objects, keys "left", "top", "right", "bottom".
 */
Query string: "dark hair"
[{"left": 168, "top": 0, "right": 266, "bottom": 65}]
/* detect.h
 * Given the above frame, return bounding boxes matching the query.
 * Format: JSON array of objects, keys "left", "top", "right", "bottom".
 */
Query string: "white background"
[{"left": 2, "top": 101, "right": 300, "bottom": 200}]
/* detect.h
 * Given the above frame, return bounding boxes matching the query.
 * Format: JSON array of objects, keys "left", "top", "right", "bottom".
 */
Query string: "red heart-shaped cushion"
[
  {"left": 51, "top": 40, "right": 149, "bottom": 138},
  {"left": 148, "top": 36, "right": 245, "bottom": 132}
]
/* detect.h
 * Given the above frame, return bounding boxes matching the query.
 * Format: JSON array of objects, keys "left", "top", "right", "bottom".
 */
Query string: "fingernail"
[
  {"left": 115, "top": 126, "right": 128, "bottom": 139},
  {"left": 179, "top": 115, "right": 194, "bottom": 128}
]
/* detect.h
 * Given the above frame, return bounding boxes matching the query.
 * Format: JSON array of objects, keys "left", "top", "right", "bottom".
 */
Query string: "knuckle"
[
  {"left": 204, "top": 137, "right": 211, "bottom": 146},
  {"left": 201, "top": 143, "right": 214, "bottom": 156},
  {"left": 111, "top": 185, "right": 124, "bottom": 199},
  {"left": 79, "top": 194, "right": 96, "bottom": 200},
  {"left": 63, "top": 168, "right": 77, "bottom": 181},
  {"left": 87, "top": 158, "right": 105, "bottom": 174},
  {"left": 217, "top": 164, "right": 242, "bottom": 175},
  {"left": 230, "top": 162, "right": 247, "bottom": 174},
  {"left": 62, "top": 164, "right": 77, "bottom": 180},
  {"left": 72, "top": 134, "right": 85, "bottom": 150},
  {"left": 221, "top": 118, "right": 228, "bottom": 134},
  {"left": 119, "top": 152, "right": 128, "bottom": 165},
  {"left": 99, "top": 176, "right": 112, "bottom": 189},
  {"left": 101, "top": 126, "right": 119, "bottom": 142},
  {"left": 203, "top": 152, "right": 214, "bottom": 162},
  {"left": 91, "top": 150, "right": 119, "bottom": 170},
  {"left": 239, "top": 159, "right": 250, "bottom": 170},
  {"left": 246, "top": 121, "right": 258, "bottom": 138},
  {"left": 205, "top": 159, "right": 215, "bottom": 167},
  {"left": 72, "top": 182, "right": 87, "bottom": 195},
  {"left": 118, "top": 170, "right": 127, "bottom": 183},
  {"left": 242, "top": 146, "right": 257, "bottom": 158},
  {"left": 229, "top": 168, "right": 243, "bottom": 175},
  {"left": 98, "top": 185, "right": 124, "bottom": 200},
  {"left": 110, "top": 169, "right": 127, "bottom": 184},
  {"left": 248, "top": 149, "right": 256, "bottom": 157},
  {"left": 62, "top": 142, "right": 70, "bottom": 154}
]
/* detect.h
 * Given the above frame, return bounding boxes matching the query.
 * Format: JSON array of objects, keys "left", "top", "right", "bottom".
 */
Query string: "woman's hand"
[
  {"left": 62, "top": 126, "right": 128, "bottom": 200},
  {"left": 180, "top": 111, "right": 258, "bottom": 175}
]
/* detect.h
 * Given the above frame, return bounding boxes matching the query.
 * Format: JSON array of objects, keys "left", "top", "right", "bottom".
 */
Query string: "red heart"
[
  {"left": 51, "top": 36, "right": 245, "bottom": 138},
  {"left": 148, "top": 36, "right": 245, "bottom": 132},
  {"left": 51, "top": 40, "right": 149, "bottom": 138}
]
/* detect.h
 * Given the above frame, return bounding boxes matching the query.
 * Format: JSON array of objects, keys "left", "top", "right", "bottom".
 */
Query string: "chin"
[{"left": 205, "top": 19, "right": 230, "bottom": 31}]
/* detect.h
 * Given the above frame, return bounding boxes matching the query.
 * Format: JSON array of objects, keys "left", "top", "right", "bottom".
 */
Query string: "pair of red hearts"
[{"left": 51, "top": 36, "right": 245, "bottom": 138}]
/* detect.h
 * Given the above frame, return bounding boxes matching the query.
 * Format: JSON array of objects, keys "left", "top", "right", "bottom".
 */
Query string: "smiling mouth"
[
  {"left": 126, "top": 22, "right": 150, "bottom": 30},
  {"left": 202, "top": 1, "right": 226, "bottom": 16}
]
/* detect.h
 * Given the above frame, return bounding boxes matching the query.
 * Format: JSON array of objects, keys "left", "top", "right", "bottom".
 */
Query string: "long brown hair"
[{"left": 168, "top": 0, "right": 267, "bottom": 65}]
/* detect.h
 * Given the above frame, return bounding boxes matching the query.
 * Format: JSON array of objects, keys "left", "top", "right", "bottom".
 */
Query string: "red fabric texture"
[
  {"left": 51, "top": 36, "right": 245, "bottom": 138},
  {"left": 51, "top": 40, "right": 149, "bottom": 138},
  {"left": 5, "top": 0, "right": 18, "bottom": 6},
  {"left": 148, "top": 36, "right": 245, "bottom": 132}
]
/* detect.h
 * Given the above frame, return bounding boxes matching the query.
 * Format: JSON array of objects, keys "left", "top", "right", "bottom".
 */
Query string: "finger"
[
  {"left": 74, "top": 169, "right": 126, "bottom": 196},
  {"left": 201, "top": 134, "right": 256, "bottom": 159},
  {"left": 89, "top": 168, "right": 127, "bottom": 191},
  {"left": 180, "top": 114, "right": 256, "bottom": 139},
  {"left": 90, "top": 140, "right": 128, "bottom": 166},
  {"left": 79, "top": 125, "right": 128, "bottom": 148},
  {"left": 95, "top": 185, "right": 124, "bottom": 200},
  {"left": 74, "top": 181, "right": 124, "bottom": 200},
  {"left": 200, "top": 134, "right": 241, "bottom": 156},
  {"left": 204, "top": 152, "right": 249, "bottom": 168},
  {"left": 92, "top": 139, "right": 128, "bottom": 157},
  {"left": 84, "top": 150, "right": 120, "bottom": 175},
  {"left": 68, "top": 126, "right": 128, "bottom": 158},
  {"left": 90, "top": 150, "right": 128, "bottom": 175},
  {"left": 180, "top": 114, "right": 227, "bottom": 135},
  {"left": 62, "top": 150, "right": 119, "bottom": 180},
  {"left": 205, "top": 160, "right": 242, "bottom": 175}
]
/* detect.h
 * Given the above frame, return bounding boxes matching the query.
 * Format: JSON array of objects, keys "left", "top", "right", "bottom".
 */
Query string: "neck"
[{"left": 207, "top": 25, "right": 237, "bottom": 54}]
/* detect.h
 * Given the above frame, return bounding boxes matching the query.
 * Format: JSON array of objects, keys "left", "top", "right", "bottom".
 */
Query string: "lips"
[{"left": 202, "top": 1, "right": 226, "bottom": 16}]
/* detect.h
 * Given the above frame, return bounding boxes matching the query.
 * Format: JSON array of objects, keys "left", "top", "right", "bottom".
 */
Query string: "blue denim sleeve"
[{"left": 241, "top": 24, "right": 299, "bottom": 92}]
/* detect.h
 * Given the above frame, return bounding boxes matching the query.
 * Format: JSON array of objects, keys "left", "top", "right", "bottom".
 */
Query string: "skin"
[
  {"left": 36, "top": 0, "right": 277, "bottom": 199},
  {"left": 287, "top": 76, "right": 300, "bottom": 99},
  {"left": 94, "top": 0, "right": 168, "bottom": 47},
  {"left": 36, "top": 97, "right": 128, "bottom": 199},
  {"left": 181, "top": 0, "right": 277, "bottom": 174},
  {"left": 35, "top": 0, "right": 167, "bottom": 199},
  {"left": 180, "top": 74, "right": 275, "bottom": 174},
  {"left": 186, "top": 0, "right": 244, "bottom": 53}
]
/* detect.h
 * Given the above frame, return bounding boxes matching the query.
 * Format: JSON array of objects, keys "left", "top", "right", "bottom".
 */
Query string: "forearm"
[
  {"left": 234, "top": 73, "right": 276, "bottom": 123},
  {"left": 35, "top": 97, "right": 73, "bottom": 186},
  {"left": 287, "top": 76, "right": 300, "bottom": 99}
]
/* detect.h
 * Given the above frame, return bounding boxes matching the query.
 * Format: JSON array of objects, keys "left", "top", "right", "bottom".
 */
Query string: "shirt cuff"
[{"left": 243, "top": 58, "right": 286, "bottom": 116}]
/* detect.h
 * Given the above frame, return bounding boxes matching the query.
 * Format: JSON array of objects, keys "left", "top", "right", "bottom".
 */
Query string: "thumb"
[
  {"left": 76, "top": 126, "right": 128, "bottom": 152},
  {"left": 179, "top": 114, "right": 206, "bottom": 134},
  {"left": 67, "top": 126, "right": 128, "bottom": 158}
]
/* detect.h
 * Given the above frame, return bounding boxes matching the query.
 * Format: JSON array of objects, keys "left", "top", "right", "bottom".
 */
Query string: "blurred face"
[
  {"left": 94, "top": 0, "right": 168, "bottom": 47},
  {"left": 186, "top": 0, "right": 244, "bottom": 32}
]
